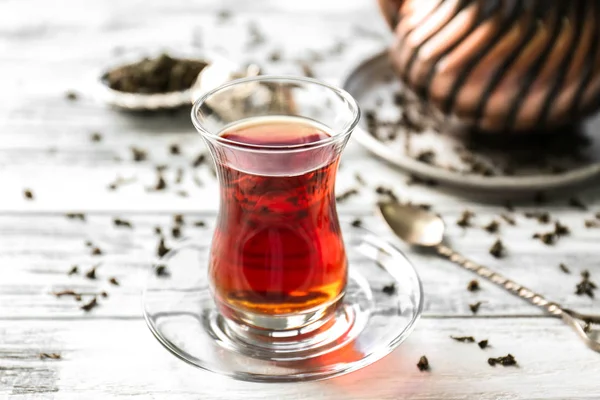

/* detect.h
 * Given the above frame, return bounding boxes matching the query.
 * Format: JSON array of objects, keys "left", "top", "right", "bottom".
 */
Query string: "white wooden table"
[{"left": 1, "top": 0, "right": 599, "bottom": 398}]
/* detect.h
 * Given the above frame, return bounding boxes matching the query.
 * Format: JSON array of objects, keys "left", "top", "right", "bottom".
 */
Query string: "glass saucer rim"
[{"left": 142, "top": 223, "right": 424, "bottom": 383}]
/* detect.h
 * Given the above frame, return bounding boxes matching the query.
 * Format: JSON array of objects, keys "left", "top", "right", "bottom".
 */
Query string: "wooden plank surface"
[
  {"left": 0, "top": 213, "right": 598, "bottom": 319},
  {"left": 1, "top": 318, "right": 599, "bottom": 400},
  {"left": 1, "top": 0, "right": 599, "bottom": 398}
]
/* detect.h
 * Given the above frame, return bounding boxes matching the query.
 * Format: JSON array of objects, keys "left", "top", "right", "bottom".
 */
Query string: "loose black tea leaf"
[
  {"left": 554, "top": 221, "right": 570, "bottom": 236},
  {"left": 85, "top": 265, "right": 98, "bottom": 280},
  {"left": 559, "top": 263, "right": 571, "bottom": 274},
  {"left": 504, "top": 201, "right": 515, "bottom": 212},
  {"left": 217, "top": 9, "right": 232, "bottom": 21},
  {"left": 157, "top": 238, "right": 170, "bottom": 257},
  {"left": 169, "top": 144, "right": 181, "bottom": 155},
  {"left": 40, "top": 353, "right": 61, "bottom": 360},
  {"left": 401, "top": 110, "right": 427, "bottom": 133},
  {"left": 81, "top": 297, "right": 98, "bottom": 312},
  {"left": 469, "top": 301, "right": 484, "bottom": 314},
  {"left": 66, "top": 213, "right": 86, "bottom": 221},
  {"left": 533, "top": 232, "right": 557, "bottom": 245},
  {"left": 154, "top": 226, "right": 162, "bottom": 235},
  {"left": 174, "top": 214, "right": 184, "bottom": 225},
  {"left": 53, "top": 290, "right": 80, "bottom": 298},
  {"left": 247, "top": 22, "right": 266, "bottom": 47},
  {"left": 585, "top": 219, "right": 600, "bottom": 228},
  {"left": 101, "top": 291, "right": 108, "bottom": 298},
  {"left": 328, "top": 40, "right": 346, "bottom": 56},
  {"left": 582, "top": 270, "right": 591, "bottom": 280},
  {"left": 488, "top": 354, "right": 517, "bottom": 367},
  {"left": 131, "top": 147, "right": 147, "bottom": 162},
  {"left": 417, "top": 356, "right": 429, "bottom": 371},
  {"left": 451, "top": 336, "right": 475, "bottom": 343},
  {"left": 575, "top": 270, "right": 597, "bottom": 298},
  {"left": 107, "top": 175, "right": 137, "bottom": 191},
  {"left": 192, "top": 153, "right": 206, "bottom": 168},
  {"left": 268, "top": 50, "right": 282, "bottom": 62},
  {"left": 393, "top": 92, "right": 406, "bottom": 106},
  {"left": 569, "top": 197, "right": 587, "bottom": 211},
  {"left": 335, "top": 188, "right": 359, "bottom": 203},
  {"left": 415, "top": 150, "right": 436, "bottom": 165},
  {"left": 193, "top": 173, "right": 204, "bottom": 187},
  {"left": 156, "top": 264, "right": 170, "bottom": 277},
  {"left": 113, "top": 218, "right": 133, "bottom": 228},
  {"left": 193, "top": 220, "right": 206, "bottom": 227},
  {"left": 91, "top": 247, "right": 102, "bottom": 256},
  {"left": 172, "top": 226, "right": 182, "bottom": 239},
  {"left": 382, "top": 283, "right": 396, "bottom": 295},
  {"left": 150, "top": 172, "right": 167, "bottom": 191},
  {"left": 23, "top": 189, "right": 34, "bottom": 200},
  {"left": 500, "top": 214, "right": 516, "bottom": 226},
  {"left": 484, "top": 220, "right": 500, "bottom": 233},
  {"left": 375, "top": 186, "right": 399, "bottom": 202},
  {"left": 300, "top": 62, "right": 315, "bottom": 78},
  {"left": 467, "top": 280, "right": 480, "bottom": 292},
  {"left": 85, "top": 240, "right": 93, "bottom": 247},
  {"left": 90, "top": 132, "right": 102, "bottom": 142},
  {"left": 524, "top": 211, "right": 550, "bottom": 224},
  {"left": 351, "top": 218, "right": 363, "bottom": 228},
  {"left": 109, "top": 277, "right": 119, "bottom": 286},
  {"left": 65, "top": 91, "right": 78, "bottom": 101},
  {"left": 67, "top": 265, "right": 79, "bottom": 276},
  {"left": 354, "top": 173, "right": 366, "bottom": 186},
  {"left": 489, "top": 239, "right": 505, "bottom": 258},
  {"left": 174, "top": 168, "right": 184, "bottom": 185},
  {"left": 457, "top": 210, "right": 475, "bottom": 228},
  {"left": 104, "top": 54, "right": 207, "bottom": 94},
  {"left": 406, "top": 175, "right": 438, "bottom": 187},
  {"left": 478, "top": 340, "right": 489, "bottom": 349}
]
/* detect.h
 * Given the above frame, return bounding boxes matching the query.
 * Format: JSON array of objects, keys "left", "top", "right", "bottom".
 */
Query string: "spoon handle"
[
  {"left": 435, "top": 244, "right": 563, "bottom": 315},
  {"left": 435, "top": 244, "right": 600, "bottom": 352}
]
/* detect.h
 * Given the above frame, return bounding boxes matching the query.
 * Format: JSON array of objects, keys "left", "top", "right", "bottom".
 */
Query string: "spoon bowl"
[{"left": 378, "top": 202, "right": 445, "bottom": 247}]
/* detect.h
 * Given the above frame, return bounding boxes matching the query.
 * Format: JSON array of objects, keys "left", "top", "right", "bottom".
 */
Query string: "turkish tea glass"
[{"left": 191, "top": 76, "right": 360, "bottom": 343}]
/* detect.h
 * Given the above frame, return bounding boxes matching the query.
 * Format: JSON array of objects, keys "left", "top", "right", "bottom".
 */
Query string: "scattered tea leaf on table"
[
  {"left": 157, "top": 238, "right": 170, "bottom": 257},
  {"left": 81, "top": 297, "right": 99, "bottom": 312},
  {"left": 467, "top": 280, "right": 480, "bottom": 292},
  {"left": 382, "top": 283, "right": 396, "bottom": 295},
  {"left": 488, "top": 354, "right": 517, "bottom": 367},
  {"left": 489, "top": 239, "right": 505, "bottom": 258},
  {"left": 417, "top": 356, "right": 430, "bottom": 371}
]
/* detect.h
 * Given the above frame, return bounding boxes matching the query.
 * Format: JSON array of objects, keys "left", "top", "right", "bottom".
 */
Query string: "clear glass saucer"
[{"left": 142, "top": 223, "right": 423, "bottom": 383}]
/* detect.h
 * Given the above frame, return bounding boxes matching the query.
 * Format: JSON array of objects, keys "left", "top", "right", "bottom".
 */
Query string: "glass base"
[{"left": 142, "top": 222, "right": 423, "bottom": 382}]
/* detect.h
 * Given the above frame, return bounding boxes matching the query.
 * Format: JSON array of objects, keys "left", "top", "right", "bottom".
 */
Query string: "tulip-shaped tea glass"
[{"left": 143, "top": 76, "right": 423, "bottom": 382}]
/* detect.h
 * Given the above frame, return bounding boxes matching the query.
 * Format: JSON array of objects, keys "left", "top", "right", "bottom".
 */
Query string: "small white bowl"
[{"left": 94, "top": 49, "right": 243, "bottom": 111}]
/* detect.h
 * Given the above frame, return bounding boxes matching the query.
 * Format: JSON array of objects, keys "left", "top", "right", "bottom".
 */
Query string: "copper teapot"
[{"left": 378, "top": 0, "right": 600, "bottom": 132}]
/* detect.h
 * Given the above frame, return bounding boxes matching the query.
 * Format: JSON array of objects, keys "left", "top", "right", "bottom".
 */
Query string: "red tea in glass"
[
  {"left": 210, "top": 117, "right": 347, "bottom": 320},
  {"left": 193, "top": 77, "right": 359, "bottom": 333}
]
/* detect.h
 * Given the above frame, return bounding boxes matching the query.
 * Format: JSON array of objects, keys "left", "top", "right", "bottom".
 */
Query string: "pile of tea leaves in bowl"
[{"left": 102, "top": 53, "right": 207, "bottom": 94}]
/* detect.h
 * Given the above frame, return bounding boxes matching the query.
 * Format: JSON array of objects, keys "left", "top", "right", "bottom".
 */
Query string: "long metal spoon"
[{"left": 378, "top": 201, "right": 600, "bottom": 352}]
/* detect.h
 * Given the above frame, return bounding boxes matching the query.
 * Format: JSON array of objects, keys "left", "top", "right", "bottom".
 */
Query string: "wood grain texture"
[
  {"left": 0, "top": 213, "right": 598, "bottom": 320},
  {"left": 1, "top": 0, "right": 599, "bottom": 398},
  {"left": 1, "top": 318, "right": 599, "bottom": 399}
]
